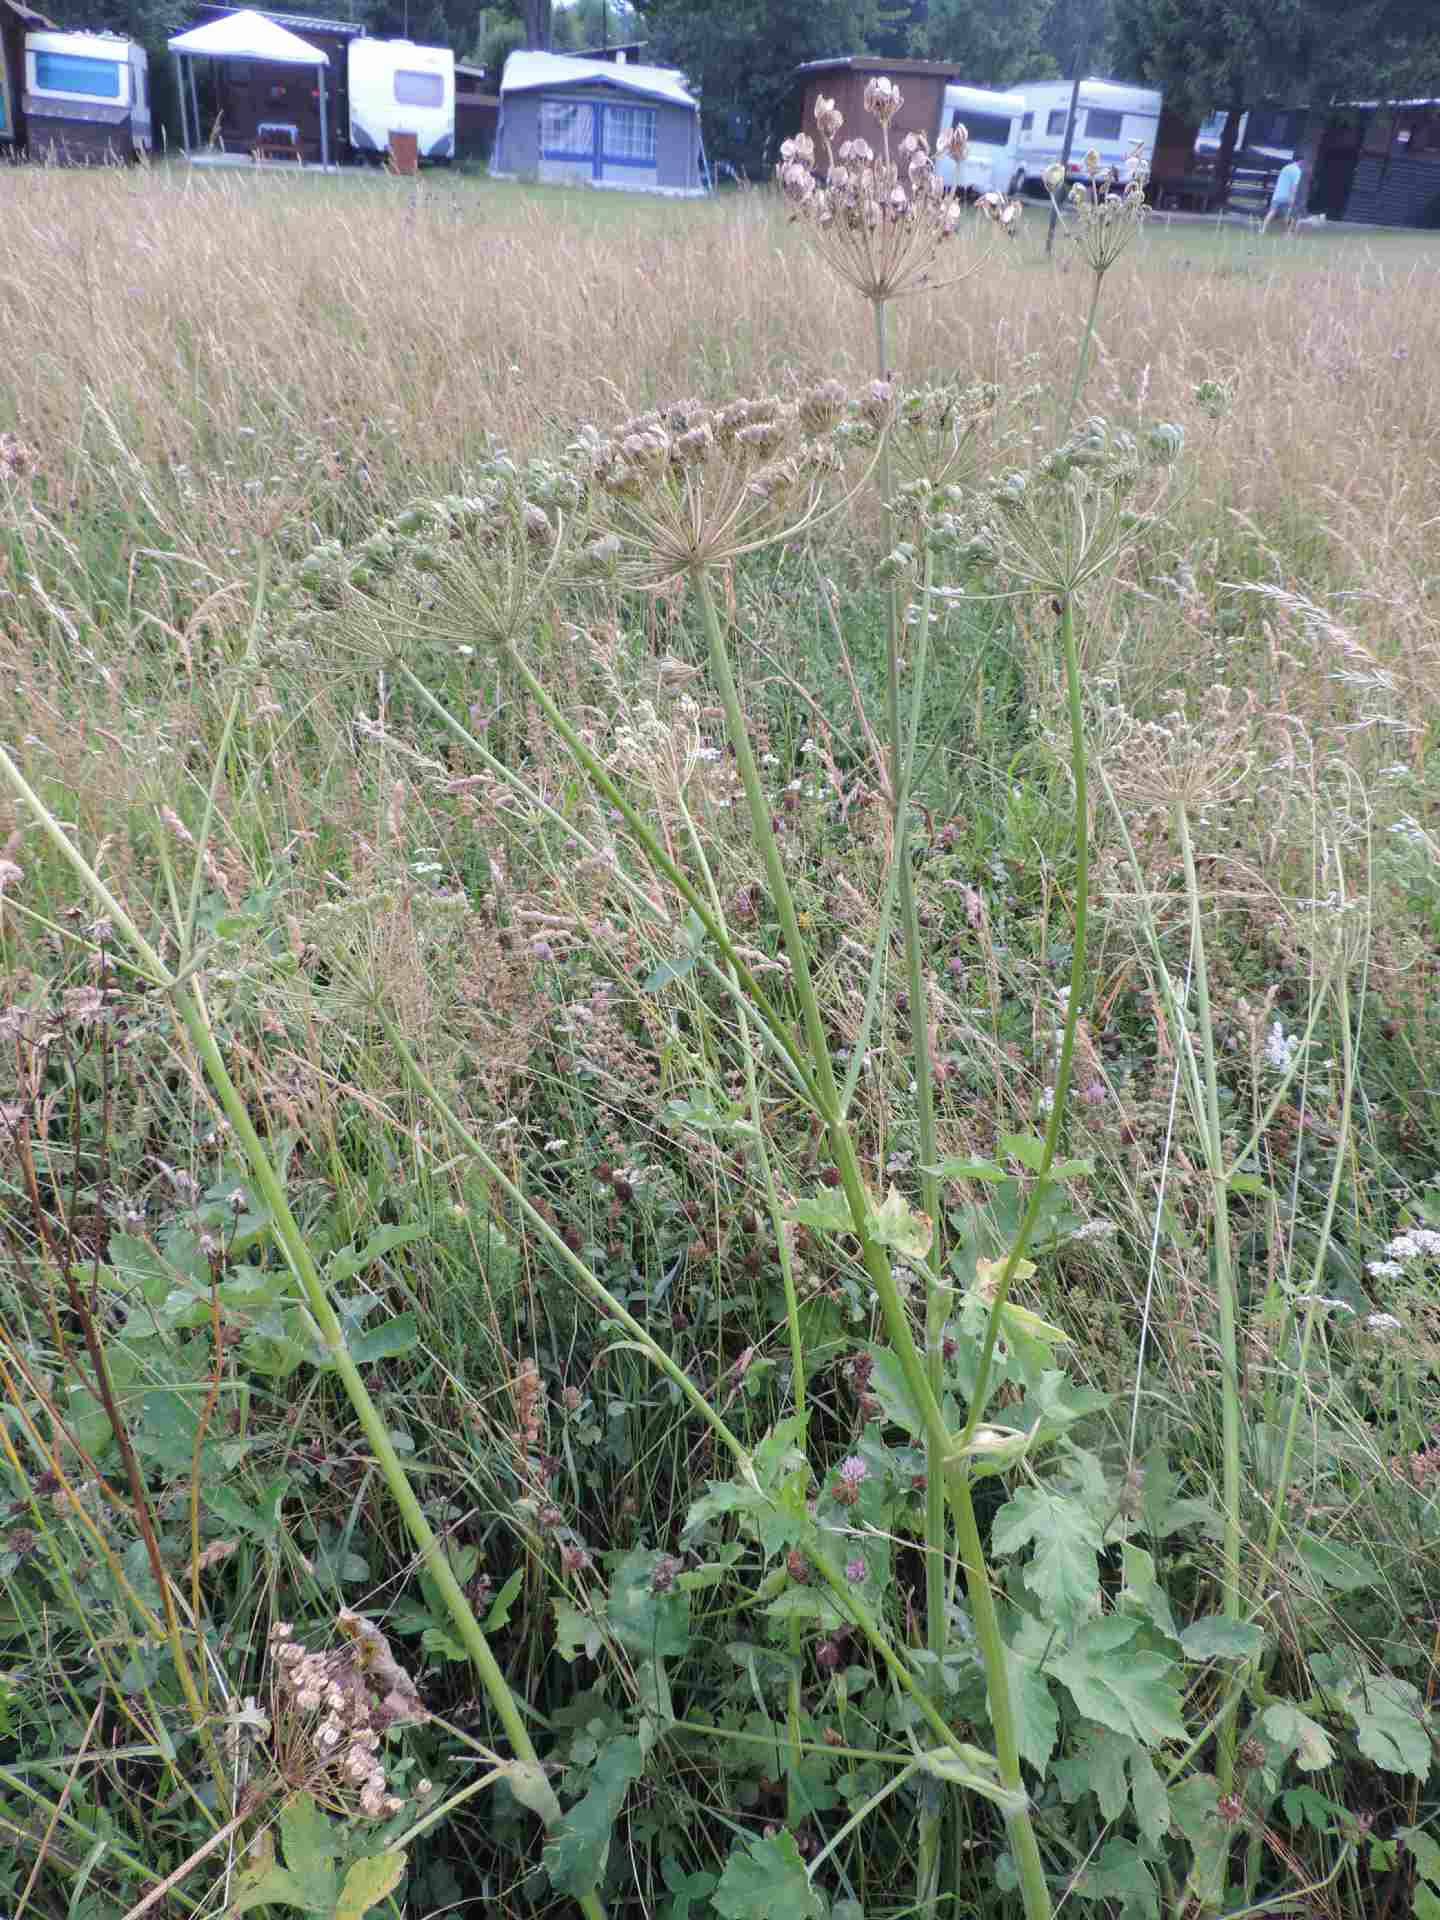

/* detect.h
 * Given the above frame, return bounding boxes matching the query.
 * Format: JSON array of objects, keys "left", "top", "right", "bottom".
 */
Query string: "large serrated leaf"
[
  {"left": 542, "top": 1735, "right": 644, "bottom": 1895},
  {"left": 712, "top": 1829, "right": 828, "bottom": 1918},
  {"left": 1263, "top": 1701, "right": 1335, "bottom": 1770},
  {"left": 276, "top": 1793, "right": 339, "bottom": 1909},
  {"left": 1050, "top": 1618, "right": 1186, "bottom": 1746},
  {"left": 607, "top": 1548, "right": 690, "bottom": 1658},
  {"left": 336, "top": 1850, "right": 407, "bottom": 1920},
  {"left": 1337, "top": 1673, "right": 1431, "bottom": 1778},
  {"left": 990, "top": 1487, "right": 1101, "bottom": 1629},
  {"left": 1179, "top": 1615, "right": 1265, "bottom": 1661},
  {"left": 868, "top": 1184, "right": 932, "bottom": 1260}
]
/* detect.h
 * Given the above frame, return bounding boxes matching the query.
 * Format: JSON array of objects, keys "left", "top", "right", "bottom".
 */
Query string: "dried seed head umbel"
[
  {"left": 571, "top": 388, "right": 864, "bottom": 592},
  {"left": 1047, "top": 141, "right": 1151, "bottom": 276},
  {"left": 777, "top": 80, "right": 1021, "bottom": 305}
]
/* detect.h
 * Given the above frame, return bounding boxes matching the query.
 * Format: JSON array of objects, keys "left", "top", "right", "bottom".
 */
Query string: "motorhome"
[
  {"left": 22, "top": 27, "right": 150, "bottom": 161},
  {"left": 1011, "top": 78, "right": 1161, "bottom": 192},
  {"left": 349, "top": 36, "right": 454, "bottom": 164},
  {"left": 934, "top": 83, "right": 1025, "bottom": 196}
]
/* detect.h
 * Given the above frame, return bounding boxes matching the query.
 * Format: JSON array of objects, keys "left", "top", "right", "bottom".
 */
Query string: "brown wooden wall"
[
  {"left": 455, "top": 89, "right": 496, "bottom": 162},
  {"left": 796, "top": 69, "right": 948, "bottom": 164}
]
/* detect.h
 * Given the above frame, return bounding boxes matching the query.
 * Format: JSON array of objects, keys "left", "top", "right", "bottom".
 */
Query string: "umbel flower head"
[
  {"left": 962, "top": 414, "right": 1181, "bottom": 595},
  {"left": 571, "top": 386, "right": 861, "bottom": 591},
  {"left": 777, "top": 80, "right": 1019, "bottom": 303},
  {"left": 1046, "top": 142, "right": 1150, "bottom": 275}
]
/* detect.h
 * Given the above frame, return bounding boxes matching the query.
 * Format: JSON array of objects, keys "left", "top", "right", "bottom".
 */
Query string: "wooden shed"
[
  {"left": 791, "top": 56, "right": 962, "bottom": 161},
  {"left": 1, "top": 0, "right": 52, "bottom": 151},
  {"left": 454, "top": 60, "right": 497, "bottom": 163},
  {"left": 492, "top": 49, "right": 706, "bottom": 196},
  {"left": 182, "top": 4, "right": 360, "bottom": 163},
  {"left": 1318, "top": 101, "right": 1440, "bottom": 226}
]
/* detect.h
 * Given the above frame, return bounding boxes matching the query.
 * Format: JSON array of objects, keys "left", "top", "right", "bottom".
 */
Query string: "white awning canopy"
[{"left": 168, "top": 9, "right": 328, "bottom": 66}]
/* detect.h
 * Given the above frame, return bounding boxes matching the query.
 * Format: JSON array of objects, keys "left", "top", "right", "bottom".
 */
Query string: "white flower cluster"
[
  {"left": 1264, "top": 1020, "right": 1301, "bottom": 1072},
  {"left": 1367, "top": 1226, "right": 1440, "bottom": 1280}
]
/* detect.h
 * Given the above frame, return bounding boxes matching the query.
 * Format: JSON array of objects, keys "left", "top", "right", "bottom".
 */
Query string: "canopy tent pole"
[
  {"left": 188, "top": 56, "right": 202, "bottom": 152},
  {"left": 318, "top": 64, "right": 329, "bottom": 168},
  {"left": 177, "top": 54, "right": 191, "bottom": 152}
]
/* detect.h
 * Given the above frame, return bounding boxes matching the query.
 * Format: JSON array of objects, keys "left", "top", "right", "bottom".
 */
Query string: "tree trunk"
[{"left": 522, "top": 0, "right": 552, "bottom": 48}]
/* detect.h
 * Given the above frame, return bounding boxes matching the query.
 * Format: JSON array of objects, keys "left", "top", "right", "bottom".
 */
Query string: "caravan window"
[
  {"left": 1022, "top": 111, "right": 1033, "bottom": 130},
  {"left": 34, "top": 50, "right": 123, "bottom": 97},
  {"left": 540, "top": 99, "right": 593, "bottom": 154},
  {"left": 603, "top": 104, "right": 655, "bottom": 161},
  {"left": 395, "top": 69, "right": 444, "bottom": 108},
  {"left": 1085, "top": 108, "right": 1123, "bottom": 139},
  {"left": 956, "top": 109, "right": 1013, "bottom": 147},
  {"left": 1046, "top": 109, "right": 1067, "bottom": 136}
]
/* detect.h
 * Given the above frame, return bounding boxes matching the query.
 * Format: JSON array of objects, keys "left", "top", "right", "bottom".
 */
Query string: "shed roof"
[
  {"left": 193, "top": 4, "right": 364, "bottom": 37},
  {"left": 499, "top": 48, "right": 695, "bottom": 110},
  {"left": 794, "top": 56, "right": 965, "bottom": 79},
  {"left": 169, "top": 9, "right": 329, "bottom": 63}
]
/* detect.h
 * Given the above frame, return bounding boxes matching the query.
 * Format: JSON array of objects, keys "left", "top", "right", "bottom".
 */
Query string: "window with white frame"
[
  {"left": 603, "top": 103, "right": 656, "bottom": 162},
  {"left": 395, "top": 69, "right": 444, "bottom": 108},
  {"left": 540, "top": 99, "right": 593, "bottom": 154},
  {"left": 33, "top": 50, "right": 123, "bottom": 98}
]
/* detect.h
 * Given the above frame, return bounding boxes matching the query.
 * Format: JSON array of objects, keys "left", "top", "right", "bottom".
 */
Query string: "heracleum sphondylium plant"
[
  {"left": 777, "top": 75, "right": 1054, "bottom": 1918},
  {"left": 310, "top": 407, "right": 1089, "bottom": 1913}
]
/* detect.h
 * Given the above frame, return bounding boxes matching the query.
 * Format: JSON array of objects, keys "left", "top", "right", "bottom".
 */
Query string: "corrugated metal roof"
[{"left": 500, "top": 49, "right": 695, "bottom": 110}]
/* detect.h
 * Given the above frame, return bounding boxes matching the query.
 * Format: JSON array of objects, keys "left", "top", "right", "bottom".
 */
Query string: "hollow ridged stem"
[
  {"left": 872, "top": 294, "right": 949, "bottom": 1911},
  {"left": 1174, "top": 801, "right": 1241, "bottom": 1796},
  {"left": 694, "top": 570, "right": 1053, "bottom": 1920},
  {"left": 958, "top": 589, "right": 1087, "bottom": 1442}
]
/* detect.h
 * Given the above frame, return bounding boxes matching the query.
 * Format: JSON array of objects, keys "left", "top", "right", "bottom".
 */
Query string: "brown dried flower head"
[
  {"left": 267, "top": 1614, "right": 423, "bottom": 1820},
  {"left": 776, "top": 79, "right": 1010, "bottom": 302},
  {"left": 573, "top": 389, "right": 859, "bottom": 590},
  {"left": 1052, "top": 146, "right": 1150, "bottom": 275}
]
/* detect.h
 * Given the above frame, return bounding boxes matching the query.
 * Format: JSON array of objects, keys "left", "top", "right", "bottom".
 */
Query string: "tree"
[
  {"left": 919, "top": 0, "right": 1055, "bottom": 87},
  {"left": 634, "top": 0, "right": 881, "bottom": 175},
  {"left": 1113, "top": 0, "right": 1440, "bottom": 121}
]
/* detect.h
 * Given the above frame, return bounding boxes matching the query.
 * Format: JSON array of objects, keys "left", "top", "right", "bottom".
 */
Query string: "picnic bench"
[{"left": 254, "top": 120, "right": 302, "bottom": 164}]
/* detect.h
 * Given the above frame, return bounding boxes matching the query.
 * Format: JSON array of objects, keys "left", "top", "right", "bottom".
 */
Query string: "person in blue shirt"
[{"left": 1262, "top": 158, "right": 1304, "bottom": 232}]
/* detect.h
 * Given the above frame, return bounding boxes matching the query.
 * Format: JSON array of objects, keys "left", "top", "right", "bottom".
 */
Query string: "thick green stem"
[
  {"left": 695, "top": 568, "right": 1053, "bottom": 1920},
  {"left": 959, "top": 590, "right": 1088, "bottom": 1446},
  {"left": 1261, "top": 968, "right": 1355, "bottom": 1575},
  {"left": 872, "top": 301, "right": 948, "bottom": 1907},
  {"left": 1062, "top": 271, "right": 1105, "bottom": 438},
  {"left": 1174, "top": 801, "right": 1241, "bottom": 1794}
]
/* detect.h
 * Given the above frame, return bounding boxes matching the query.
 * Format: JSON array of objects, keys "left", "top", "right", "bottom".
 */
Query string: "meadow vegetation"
[{"left": 1, "top": 149, "right": 1439, "bottom": 1920}]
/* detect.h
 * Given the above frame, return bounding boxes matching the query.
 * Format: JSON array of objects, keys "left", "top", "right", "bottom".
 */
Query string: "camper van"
[
  {"left": 935, "top": 83, "right": 1025, "bottom": 197},
  {"left": 1011, "top": 78, "right": 1161, "bottom": 193},
  {"left": 23, "top": 28, "right": 150, "bottom": 161},
  {"left": 349, "top": 37, "right": 455, "bottom": 163}
]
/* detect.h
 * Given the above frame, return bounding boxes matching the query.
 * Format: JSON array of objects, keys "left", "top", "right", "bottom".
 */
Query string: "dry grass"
[{"left": 1, "top": 169, "right": 1437, "bottom": 1035}]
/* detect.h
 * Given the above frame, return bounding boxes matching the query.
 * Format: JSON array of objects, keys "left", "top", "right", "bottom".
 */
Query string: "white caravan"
[
  {"left": 23, "top": 30, "right": 151, "bottom": 157},
  {"left": 348, "top": 38, "right": 455, "bottom": 163},
  {"left": 1011, "top": 78, "right": 1161, "bottom": 192},
  {"left": 935, "top": 83, "right": 1026, "bottom": 196}
]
